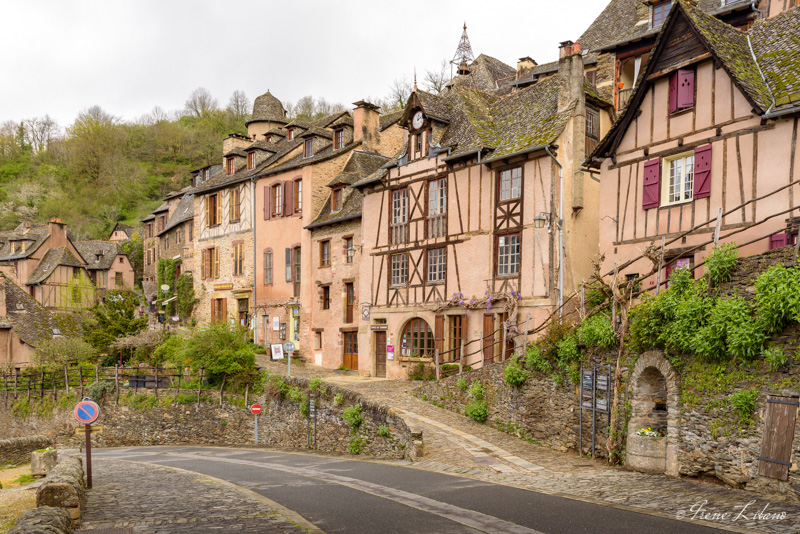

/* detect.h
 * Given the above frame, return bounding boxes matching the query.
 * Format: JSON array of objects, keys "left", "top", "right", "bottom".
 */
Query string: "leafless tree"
[
  {"left": 25, "top": 115, "right": 61, "bottom": 153},
  {"left": 424, "top": 59, "right": 451, "bottom": 94},
  {"left": 183, "top": 87, "right": 218, "bottom": 118},
  {"left": 385, "top": 77, "right": 412, "bottom": 112},
  {"left": 227, "top": 90, "right": 251, "bottom": 124}
]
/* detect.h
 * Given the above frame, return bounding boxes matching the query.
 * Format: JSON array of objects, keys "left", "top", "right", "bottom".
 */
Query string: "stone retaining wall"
[
  {"left": 36, "top": 456, "right": 85, "bottom": 519},
  {"left": 0, "top": 435, "right": 52, "bottom": 466},
  {"left": 7, "top": 507, "right": 72, "bottom": 534},
  {"left": 0, "top": 378, "right": 412, "bottom": 460}
]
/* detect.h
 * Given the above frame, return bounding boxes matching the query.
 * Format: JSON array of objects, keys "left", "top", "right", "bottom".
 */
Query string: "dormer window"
[
  {"left": 304, "top": 138, "right": 314, "bottom": 158},
  {"left": 265, "top": 135, "right": 272, "bottom": 143},
  {"left": 226, "top": 156, "right": 235, "bottom": 175},
  {"left": 287, "top": 128, "right": 294, "bottom": 140},
  {"left": 95, "top": 254, "right": 101, "bottom": 263},
  {"left": 332, "top": 188, "right": 343, "bottom": 212},
  {"left": 651, "top": 1, "right": 671, "bottom": 28},
  {"left": 334, "top": 128, "right": 344, "bottom": 150},
  {"left": 204, "top": 168, "right": 209, "bottom": 181},
  {"left": 247, "top": 151, "right": 256, "bottom": 170}
]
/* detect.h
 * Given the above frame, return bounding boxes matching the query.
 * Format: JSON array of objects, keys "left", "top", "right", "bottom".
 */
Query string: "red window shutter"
[
  {"left": 283, "top": 180, "right": 294, "bottom": 217},
  {"left": 669, "top": 72, "right": 678, "bottom": 114},
  {"left": 264, "top": 186, "right": 270, "bottom": 220},
  {"left": 769, "top": 233, "right": 789, "bottom": 250},
  {"left": 693, "top": 144, "right": 712, "bottom": 199},
  {"left": 677, "top": 69, "right": 695, "bottom": 109},
  {"left": 642, "top": 158, "right": 661, "bottom": 210}
]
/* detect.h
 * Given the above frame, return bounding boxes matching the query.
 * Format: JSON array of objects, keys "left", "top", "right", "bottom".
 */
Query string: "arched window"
[{"left": 401, "top": 318, "right": 435, "bottom": 358}]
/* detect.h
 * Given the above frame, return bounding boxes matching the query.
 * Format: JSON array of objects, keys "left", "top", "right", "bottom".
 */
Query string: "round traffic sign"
[
  {"left": 74, "top": 400, "right": 100, "bottom": 425},
  {"left": 250, "top": 403, "right": 262, "bottom": 415},
  {"left": 283, "top": 341, "right": 295, "bottom": 353}
]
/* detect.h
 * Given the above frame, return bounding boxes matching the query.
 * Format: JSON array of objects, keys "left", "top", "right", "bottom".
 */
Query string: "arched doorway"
[
  {"left": 400, "top": 318, "right": 435, "bottom": 358},
  {"left": 627, "top": 351, "right": 680, "bottom": 475}
]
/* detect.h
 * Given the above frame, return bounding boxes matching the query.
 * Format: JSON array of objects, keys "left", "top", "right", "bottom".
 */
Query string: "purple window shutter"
[
  {"left": 642, "top": 158, "right": 661, "bottom": 210},
  {"left": 669, "top": 72, "right": 678, "bottom": 114},
  {"left": 677, "top": 69, "right": 695, "bottom": 109},
  {"left": 693, "top": 144, "right": 712, "bottom": 199},
  {"left": 769, "top": 233, "right": 788, "bottom": 250}
]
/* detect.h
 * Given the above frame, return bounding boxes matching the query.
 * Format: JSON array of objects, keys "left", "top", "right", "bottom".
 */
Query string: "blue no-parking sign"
[{"left": 74, "top": 399, "right": 100, "bottom": 425}]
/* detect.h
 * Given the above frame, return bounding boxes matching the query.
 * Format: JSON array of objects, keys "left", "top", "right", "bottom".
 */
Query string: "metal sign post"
[
  {"left": 250, "top": 403, "right": 262, "bottom": 444},
  {"left": 578, "top": 364, "right": 613, "bottom": 458},
  {"left": 74, "top": 399, "right": 100, "bottom": 488},
  {"left": 284, "top": 341, "right": 295, "bottom": 377},
  {"left": 308, "top": 394, "right": 317, "bottom": 449}
]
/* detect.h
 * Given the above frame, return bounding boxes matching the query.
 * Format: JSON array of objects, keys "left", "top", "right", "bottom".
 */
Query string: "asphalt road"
[{"left": 92, "top": 446, "right": 729, "bottom": 534}]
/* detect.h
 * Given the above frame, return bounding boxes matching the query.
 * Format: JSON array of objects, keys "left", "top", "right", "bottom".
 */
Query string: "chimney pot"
[{"left": 352, "top": 101, "right": 381, "bottom": 153}]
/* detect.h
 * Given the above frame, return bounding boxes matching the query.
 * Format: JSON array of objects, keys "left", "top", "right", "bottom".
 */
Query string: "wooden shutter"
[
  {"left": 215, "top": 193, "right": 222, "bottom": 226},
  {"left": 677, "top": 69, "right": 695, "bottom": 109},
  {"left": 693, "top": 144, "right": 712, "bottom": 199},
  {"left": 213, "top": 248, "right": 220, "bottom": 278},
  {"left": 483, "top": 314, "right": 495, "bottom": 365},
  {"left": 669, "top": 71, "right": 678, "bottom": 114},
  {"left": 221, "top": 298, "right": 227, "bottom": 322},
  {"left": 283, "top": 180, "right": 294, "bottom": 216},
  {"left": 285, "top": 248, "right": 292, "bottom": 282},
  {"left": 264, "top": 186, "right": 270, "bottom": 220},
  {"left": 201, "top": 249, "right": 206, "bottom": 279},
  {"left": 769, "top": 233, "right": 789, "bottom": 250},
  {"left": 204, "top": 196, "right": 210, "bottom": 227},
  {"left": 642, "top": 158, "right": 661, "bottom": 210},
  {"left": 434, "top": 315, "right": 444, "bottom": 354},
  {"left": 758, "top": 396, "right": 798, "bottom": 481}
]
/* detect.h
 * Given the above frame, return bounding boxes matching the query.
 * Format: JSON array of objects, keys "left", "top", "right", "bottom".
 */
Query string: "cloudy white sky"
[{"left": 0, "top": 1, "right": 603, "bottom": 128}]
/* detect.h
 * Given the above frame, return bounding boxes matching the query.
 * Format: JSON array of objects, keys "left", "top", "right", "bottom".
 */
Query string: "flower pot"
[{"left": 626, "top": 433, "right": 666, "bottom": 474}]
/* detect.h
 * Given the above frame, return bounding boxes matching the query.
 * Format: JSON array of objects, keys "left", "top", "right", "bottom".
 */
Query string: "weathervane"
[{"left": 450, "top": 22, "right": 476, "bottom": 89}]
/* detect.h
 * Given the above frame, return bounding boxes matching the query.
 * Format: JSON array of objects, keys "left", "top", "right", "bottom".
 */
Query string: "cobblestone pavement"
[
  {"left": 74, "top": 459, "right": 310, "bottom": 534},
  {"left": 257, "top": 361, "right": 800, "bottom": 534}
]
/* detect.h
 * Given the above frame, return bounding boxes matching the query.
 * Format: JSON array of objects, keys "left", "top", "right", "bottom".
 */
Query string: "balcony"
[{"left": 618, "top": 88, "right": 635, "bottom": 111}]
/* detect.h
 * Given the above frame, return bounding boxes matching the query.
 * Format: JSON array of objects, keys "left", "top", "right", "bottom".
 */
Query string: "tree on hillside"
[
  {"left": 120, "top": 231, "right": 144, "bottom": 286},
  {"left": 284, "top": 96, "right": 346, "bottom": 122},
  {"left": 84, "top": 290, "right": 148, "bottom": 353},
  {"left": 424, "top": 59, "right": 451, "bottom": 94},
  {"left": 385, "top": 77, "right": 412, "bottom": 112},
  {"left": 184, "top": 87, "right": 219, "bottom": 118},
  {"left": 227, "top": 90, "right": 251, "bottom": 124}
]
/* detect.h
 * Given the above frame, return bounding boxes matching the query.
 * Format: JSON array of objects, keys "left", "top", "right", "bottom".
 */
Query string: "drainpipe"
[
  {"left": 545, "top": 145, "right": 564, "bottom": 317},
  {"left": 251, "top": 176, "right": 257, "bottom": 345},
  {"left": 750, "top": 0, "right": 763, "bottom": 20}
]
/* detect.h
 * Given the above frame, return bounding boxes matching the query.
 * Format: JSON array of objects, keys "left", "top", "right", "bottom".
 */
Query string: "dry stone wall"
[
  {"left": 0, "top": 378, "right": 411, "bottom": 460},
  {"left": 0, "top": 435, "right": 52, "bottom": 466}
]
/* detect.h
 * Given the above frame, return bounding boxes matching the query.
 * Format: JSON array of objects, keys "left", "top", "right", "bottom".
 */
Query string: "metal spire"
[{"left": 451, "top": 22, "right": 475, "bottom": 67}]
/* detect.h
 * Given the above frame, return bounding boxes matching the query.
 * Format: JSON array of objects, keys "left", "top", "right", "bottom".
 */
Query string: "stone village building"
[
  {"left": 253, "top": 102, "right": 404, "bottom": 356},
  {"left": 73, "top": 241, "right": 135, "bottom": 299},
  {"left": 351, "top": 41, "right": 614, "bottom": 378},
  {"left": 588, "top": 1, "right": 800, "bottom": 285},
  {"left": 107, "top": 223, "right": 136, "bottom": 243}
]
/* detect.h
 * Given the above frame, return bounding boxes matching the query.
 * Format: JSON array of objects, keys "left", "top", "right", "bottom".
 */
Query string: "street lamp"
[{"left": 534, "top": 212, "right": 551, "bottom": 229}]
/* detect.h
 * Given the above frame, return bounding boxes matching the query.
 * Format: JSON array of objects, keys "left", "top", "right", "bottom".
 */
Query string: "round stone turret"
[{"left": 248, "top": 91, "right": 287, "bottom": 125}]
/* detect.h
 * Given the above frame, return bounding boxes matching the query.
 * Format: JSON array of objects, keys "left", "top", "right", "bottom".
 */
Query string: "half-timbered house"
[
  {"left": 355, "top": 45, "right": 613, "bottom": 378},
  {"left": 588, "top": 1, "right": 800, "bottom": 284}
]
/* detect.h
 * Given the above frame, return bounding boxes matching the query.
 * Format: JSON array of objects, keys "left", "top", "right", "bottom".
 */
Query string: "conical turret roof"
[{"left": 248, "top": 91, "right": 287, "bottom": 124}]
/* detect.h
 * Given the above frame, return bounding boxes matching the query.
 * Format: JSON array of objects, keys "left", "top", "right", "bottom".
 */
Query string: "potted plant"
[{"left": 627, "top": 427, "right": 667, "bottom": 474}]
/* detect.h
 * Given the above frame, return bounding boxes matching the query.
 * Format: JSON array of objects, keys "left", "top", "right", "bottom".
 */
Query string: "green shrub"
[
  {"left": 342, "top": 404, "right": 363, "bottom": 432},
  {"left": 556, "top": 335, "right": 580, "bottom": 367},
  {"left": 576, "top": 313, "right": 617, "bottom": 350},
  {"left": 662, "top": 284, "right": 713, "bottom": 354},
  {"left": 693, "top": 296, "right": 764, "bottom": 362},
  {"left": 33, "top": 337, "right": 98, "bottom": 367},
  {"left": 456, "top": 378, "right": 468, "bottom": 391},
  {"left": 349, "top": 435, "right": 363, "bottom": 454},
  {"left": 465, "top": 399, "right": 489, "bottom": 422},
  {"left": 176, "top": 392, "right": 196, "bottom": 405},
  {"left": 152, "top": 334, "right": 186, "bottom": 367},
  {"left": 377, "top": 425, "right": 391, "bottom": 438},
  {"left": 468, "top": 380, "right": 485, "bottom": 401},
  {"left": 584, "top": 287, "right": 609, "bottom": 309},
  {"left": 705, "top": 243, "right": 739, "bottom": 287},
  {"left": 408, "top": 362, "right": 435, "bottom": 381},
  {"left": 309, "top": 377, "right": 323, "bottom": 393},
  {"left": 334, "top": 393, "right": 344, "bottom": 406},
  {"left": 525, "top": 344, "right": 551, "bottom": 373},
  {"left": 539, "top": 317, "right": 574, "bottom": 361},
  {"left": 628, "top": 292, "right": 669, "bottom": 351},
  {"left": 178, "top": 323, "right": 257, "bottom": 381},
  {"left": 755, "top": 264, "right": 800, "bottom": 335},
  {"left": 729, "top": 388, "right": 759, "bottom": 426},
  {"left": 502, "top": 357, "right": 529, "bottom": 388},
  {"left": 763, "top": 347, "right": 788, "bottom": 372},
  {"left": 87, "top": 380, "right": 115, "bottom": 402},
  {"left": 11, "top": 398, "right": 30, "bottom": 419}
]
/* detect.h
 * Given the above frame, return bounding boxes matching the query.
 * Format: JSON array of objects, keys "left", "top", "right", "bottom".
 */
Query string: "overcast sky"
[{"left": 0, "top": 1, "right": 603, "bottom": 128}]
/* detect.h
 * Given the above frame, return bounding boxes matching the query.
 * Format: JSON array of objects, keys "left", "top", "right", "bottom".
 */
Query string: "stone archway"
[{"left": 627, "top": 351, "right": 681, "bottom": 475}]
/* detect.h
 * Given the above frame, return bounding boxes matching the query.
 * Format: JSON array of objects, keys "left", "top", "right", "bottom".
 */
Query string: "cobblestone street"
[
  {"left": 257, "top": 360, "right": 800, "bottom": 534},
  {"left": 74, "top": 459, "right": 309, "bottom": 534}
]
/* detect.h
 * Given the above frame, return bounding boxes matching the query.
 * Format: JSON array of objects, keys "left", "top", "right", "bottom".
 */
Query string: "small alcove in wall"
[{"left": 627, "top": 351, "right": 680, "bottom": 475}]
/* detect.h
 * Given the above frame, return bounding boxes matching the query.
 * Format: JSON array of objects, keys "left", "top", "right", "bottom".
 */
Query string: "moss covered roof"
[
  {"left": 752, "top": 7, "right": 800, "bottom": 110},
  {"left": 74, "top": 241, "right": 125, "bottom": 270},
  {"left": 1, "top": 276, "right": 82, "bottom": 347},
  {"left": 27, "top": 247, "right": 85, "bottom": 285}
]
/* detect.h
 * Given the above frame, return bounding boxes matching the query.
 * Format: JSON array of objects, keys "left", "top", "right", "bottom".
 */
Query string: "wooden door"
[
  {"left": 375, "top": 332, "right": 387, "bottom": 378},
  {"left": 434, "top": 315, "right": 444, "bottom": 362},
  {"left": 343, "top": 332, "right": 358, "bottom": 371},
  {"left": 758, "top": 395, "right": 799, "bottom": 481},
  {"left": 345, "top": 283, "right": 354, "bottom": 323},
  {"left": 483, "top": 314, "right": 495, "bottom": 366}
]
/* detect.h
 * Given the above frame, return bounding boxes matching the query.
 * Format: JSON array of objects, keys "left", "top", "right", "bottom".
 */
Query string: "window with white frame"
[
  {"left": 498, "top": 167, "right": 522, "bottom": 202},
  {"left": 390, "top": 188, "right": 408, "bottom": 244},
  {"left": 662, "top": 152, "right": 694, "bottom": 206},
  {"left": 427, "top": 177, "right": 447, "bottom": 238},
  {"left": 496, "top": 234, "right": 520, "bottom": 276},
  {"left": 427, "top": 247, "right": 446, "bottom": 283},
  {"left": 391, "top": 253, "right": 408, "bottom": 286}
]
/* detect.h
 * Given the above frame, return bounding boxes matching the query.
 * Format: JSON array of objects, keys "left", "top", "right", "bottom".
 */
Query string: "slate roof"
[
  {"left": 27, "top": 247, "right": 85, "bottom": 285},
  {"left": 163, "top": 185, "right": 193, "bottom": 201},
  {"left": 0, "top": 226, "right": 49, "bottom": 261},
  {"left": 244, "top": 140, "right": 279, "bottom": 153},
  {"left": 74, "top": 241, "right": 125, "bottom": 271},
  {"left": 247, "top": 91, "right": 287, "bottom": 125},
  {"left": 306, "top": 188, "right": 363, "bottom": 230},
  {"left": 326, "top": 151, "right": 391, "bottom": 187},
  {"left": 299, "top": 126, "right": 333, "bottom": 140},
  {"left": 152, "top": 202, "right": 169, "bottom": 214},
  {"left": 379, "top": 111, "right": 403, "bottom": 131},
  {"left": 156, "top": 194, "right": 194, "bottom": 237},
  {"left": 449, "top": 54, "right": 517, "bottom": 94},
  {"left": 109, "top": 223, "right": 136, "bottom": 239},
  {"left": 1, "top": 276, "right": 82, "bottom": 347},
  {"left": 752, "top": 7, "right": 800, "bottom": 111}
]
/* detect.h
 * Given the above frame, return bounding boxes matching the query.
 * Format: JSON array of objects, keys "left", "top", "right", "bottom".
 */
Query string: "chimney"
[
  {"left": 222, "top": 133, "right": 250, "bottom": 155},
  {"left": 557, "top": 40, "right": 584, "bottom": 112},
  {"left": 48, "top": 219, "right": 68, "bottom": 248},
  {"left": 556, "top": 40, "right": 588, "bottom": 210},
  {"left": 516, "top": 56, "right": 537, "bottom": 80},
  {"left": 0, "top": 274, "right": 6, "bottom": 319},
  {"left": 352, "top": 101, "right": 381, "bottom": 153}
]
